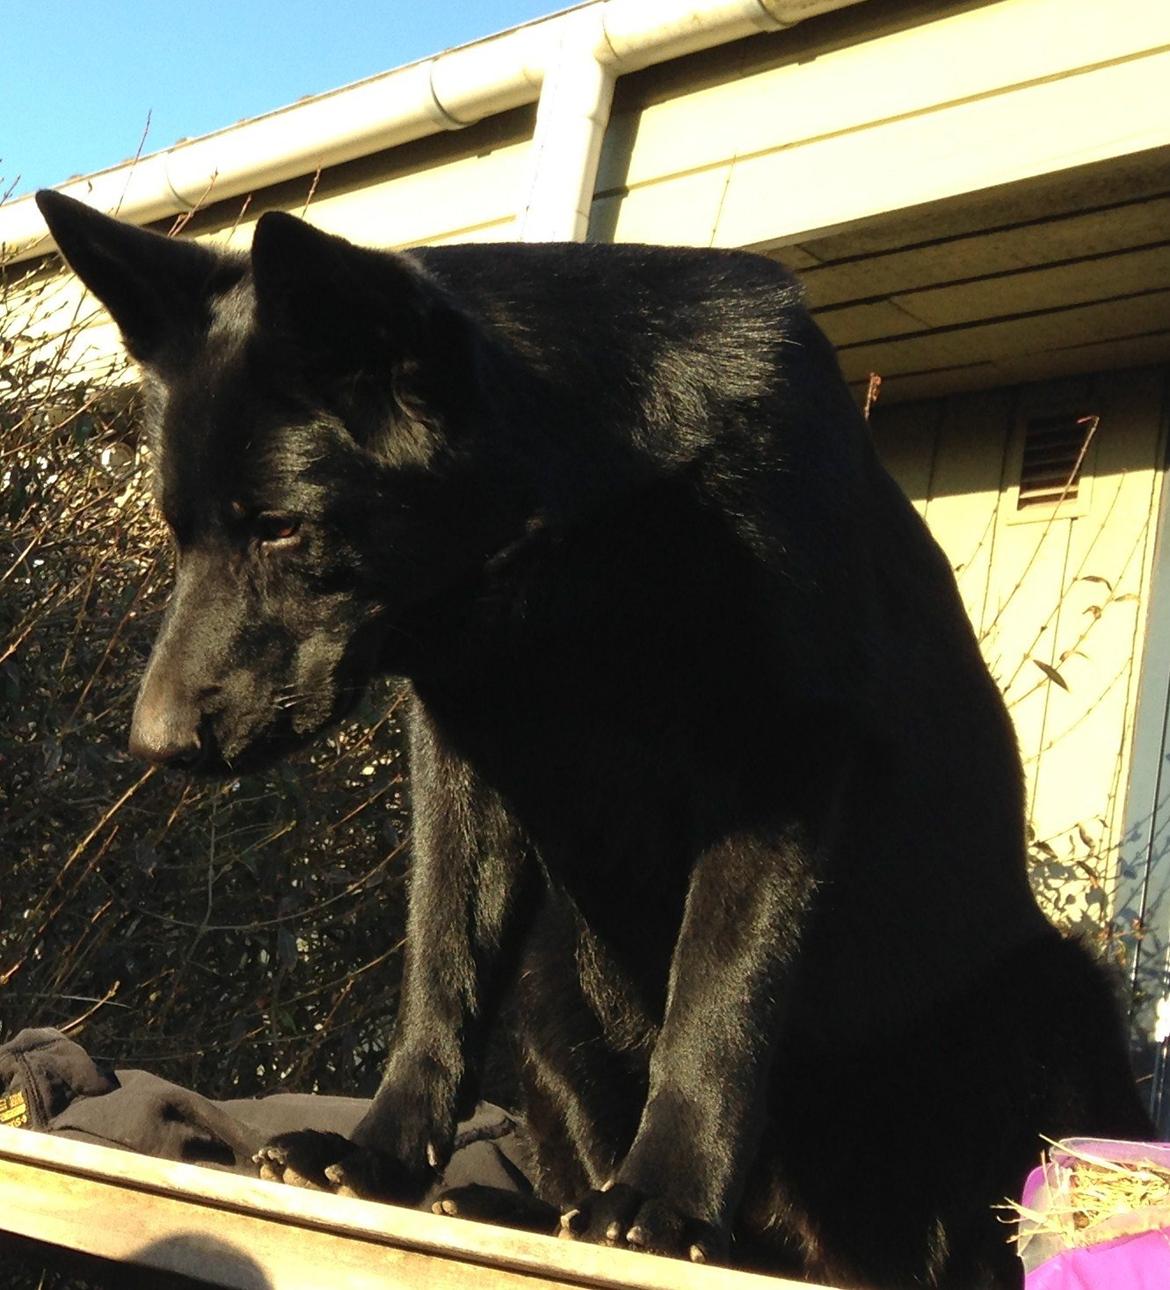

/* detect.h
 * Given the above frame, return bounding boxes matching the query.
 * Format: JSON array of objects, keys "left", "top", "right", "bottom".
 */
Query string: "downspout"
[
  {"left": 519, "top": 0, "right": 850, "bottom": 243},
  {"left": 519, "top": 10, "right": 616, "bottom": 243},
  {"left": 2, "top": 0, "right": 868, "bottom": 263},
  {"left": 467, "top": 0, "right": 869, "bottom": 248}
]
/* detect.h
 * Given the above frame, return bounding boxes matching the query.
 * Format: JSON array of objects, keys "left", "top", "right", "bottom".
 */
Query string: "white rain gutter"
[{"left": 2, "top": 0, "right": 866, "bottom": 262}]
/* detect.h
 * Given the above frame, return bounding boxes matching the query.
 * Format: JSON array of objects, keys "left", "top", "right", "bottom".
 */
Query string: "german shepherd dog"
[{"left": 37, "top": 190, "right": 1149, "bottom": 1288}]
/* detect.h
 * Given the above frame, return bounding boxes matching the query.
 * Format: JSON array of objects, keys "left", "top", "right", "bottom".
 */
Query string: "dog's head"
[{"left": 36, "top": 192, "right": 524, "bottom": 774}]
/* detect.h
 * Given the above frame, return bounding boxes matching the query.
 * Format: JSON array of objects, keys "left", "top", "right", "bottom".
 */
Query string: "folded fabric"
[
  {"left": 0, "top": 1028, "right": 118, "bottom": 1127},
  {"left": 0, "top": 1028, "right": 530, "bottom": 1204}
]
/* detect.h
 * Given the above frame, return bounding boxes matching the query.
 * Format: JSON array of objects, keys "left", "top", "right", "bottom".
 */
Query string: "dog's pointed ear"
[
  {"left": 250, "top": 212, "right": 453, "bottom": 378},
  {"left": 35, "top": 190, "right": 236, "bottom": 367}
]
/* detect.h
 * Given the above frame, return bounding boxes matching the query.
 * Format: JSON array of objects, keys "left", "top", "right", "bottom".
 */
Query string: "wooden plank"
[
  {"left": 892, "top": 244, "right": 1170, "bottom": 330},
  {"left": 988, "top": 333, "right": 1170, "bottom": 392},
  {"left": 817, "top": 245, "right": 1170, "bottom": 350},
  {"left": 847, "top": 363, "right": 997, "bottom": 407},
  {"left": 850, "top": 335, "right": 1170, "bottom": 405},
  {"left": 797, "top": 193, "right": 1170, "bottom": 306},
  {"left": 837, "top": 291, "right": 1170, "bottom": 383},
  {"left": 0, "top": 1127, "right": 830, "bottom": 1290},
  {"left": 816, "top": 299, "right": 929, "bottom": 348}
]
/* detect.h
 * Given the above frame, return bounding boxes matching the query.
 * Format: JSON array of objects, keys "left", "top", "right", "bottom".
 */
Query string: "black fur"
[{"left": 36, "top": 189, "right": 1150, "bottom": 1288}]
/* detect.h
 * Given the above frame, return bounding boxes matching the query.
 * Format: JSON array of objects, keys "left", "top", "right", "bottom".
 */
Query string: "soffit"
[{"left": 766, "top": 146, "right": 1170, "bottom": 403}]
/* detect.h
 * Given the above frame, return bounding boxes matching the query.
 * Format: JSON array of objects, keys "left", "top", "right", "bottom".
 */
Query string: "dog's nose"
[{"left": 128, "top": 694, "right": 202, "bottom": 767}]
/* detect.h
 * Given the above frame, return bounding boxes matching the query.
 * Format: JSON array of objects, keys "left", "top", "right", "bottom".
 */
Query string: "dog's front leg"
[
  {"left": 562, "top": 824, "right": 816, "bottom": 1262},
  {"left": 257, "top": 703, "right": 530, "bottom": 1202}
]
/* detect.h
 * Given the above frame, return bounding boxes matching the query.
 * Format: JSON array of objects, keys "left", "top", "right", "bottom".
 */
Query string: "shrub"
[{"left": 1, "top": 252, "right": 411, "bottom": 1102}]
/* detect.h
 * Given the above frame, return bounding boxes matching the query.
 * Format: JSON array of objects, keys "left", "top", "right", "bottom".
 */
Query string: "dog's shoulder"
[{"left": 396, "top": 242, "right": 824, "bottom": 479}]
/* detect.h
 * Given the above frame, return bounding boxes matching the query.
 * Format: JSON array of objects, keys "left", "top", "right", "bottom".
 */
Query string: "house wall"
[
  {"left": 590, "top": 0, "right": 1170, "bottom": 251},
  {"left": 193, "top": 107, "right": 535, "bottom": 252},
  {"left": 872, "top": 369, "right": 1168, "bottom": 923},
  {"left": 2, "top": 109, "right": 535, "bottom": 387}
]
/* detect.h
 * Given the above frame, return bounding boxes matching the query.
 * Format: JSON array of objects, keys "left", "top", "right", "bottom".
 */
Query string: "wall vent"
[{"left": 1017, "top": 413, "right": 1095, "bottom": 510}]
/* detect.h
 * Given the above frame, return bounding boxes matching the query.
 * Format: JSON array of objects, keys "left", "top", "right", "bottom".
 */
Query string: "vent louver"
[{"left": 1017, "top": 413, "right": 1094, "bottom": 509}]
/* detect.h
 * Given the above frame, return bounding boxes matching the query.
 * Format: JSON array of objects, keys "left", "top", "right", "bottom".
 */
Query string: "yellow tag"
[{"left": 0, "top": 1090, "right": 28, "bottom": 1128}]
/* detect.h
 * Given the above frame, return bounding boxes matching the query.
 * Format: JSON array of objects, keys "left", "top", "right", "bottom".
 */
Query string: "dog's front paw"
[
  {"left": 432, "top": 1184, "right": 561, "bottom": 1232},
  {"left": 255, "top": 1129, "right": 429, "bottom": 1202},
  {"left": 558, "top": 1183, "right": 724, "bottom": 1263}
]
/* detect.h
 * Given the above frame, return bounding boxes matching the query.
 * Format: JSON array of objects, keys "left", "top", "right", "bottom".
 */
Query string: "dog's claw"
[
  {"left": 561, "top": 1184, "right": 725, "bottom": 1261},
  {"left": 252, "top": 1128, "right": 428, "bottom": 1203},
  {"left": 434, "top": 1185, "right": 562, "bottom": 1232},
  {"left": 253, "top": 1142, "right": 329, "bottom": 1190}
]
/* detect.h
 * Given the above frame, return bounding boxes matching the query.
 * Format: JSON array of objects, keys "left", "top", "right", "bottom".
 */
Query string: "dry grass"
[{"left": 1008, "top": 1140, "right": 1170, "bottom": 1251}]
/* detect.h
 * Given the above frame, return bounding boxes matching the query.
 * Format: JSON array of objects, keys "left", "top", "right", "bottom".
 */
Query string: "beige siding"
[
  {"left": 594, "top": 0, "right": 1170, "bottom": 251},
  {"left": 872, "top": 369, "right": 1167, "bottom": 908},
  {"left": 2, "top": 113, "right": 534, "bottom": 383},
  {"left": 1025, "top": 372, "right": 1165, "bottom": 869},
  {"left": 1, "top": 262, "right": 127, "bottom": 390},
  {"left": 190, "top": 110, "right": 534, "bottom": 251}
]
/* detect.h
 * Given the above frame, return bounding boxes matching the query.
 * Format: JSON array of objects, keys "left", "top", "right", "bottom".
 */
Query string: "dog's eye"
[{"left": 255, "top": 514, "right": 301, "bottom": 547}]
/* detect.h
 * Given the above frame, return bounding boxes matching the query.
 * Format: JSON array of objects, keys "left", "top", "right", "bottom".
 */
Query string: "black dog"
[{"left": 36, "top": 190, "right": 1149, "bottom": 1288}]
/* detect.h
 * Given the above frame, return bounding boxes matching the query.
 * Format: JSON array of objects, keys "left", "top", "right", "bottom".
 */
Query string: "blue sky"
[{"left": 2, "top": 0, "right": 563, "bottom": 199}]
